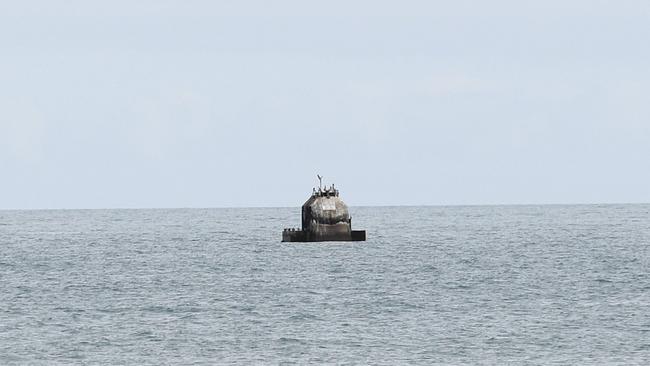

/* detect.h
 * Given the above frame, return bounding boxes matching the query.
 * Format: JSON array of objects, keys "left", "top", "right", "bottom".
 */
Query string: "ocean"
[{"left": 1, "top": 205, "right": 649, "bottom": 364}]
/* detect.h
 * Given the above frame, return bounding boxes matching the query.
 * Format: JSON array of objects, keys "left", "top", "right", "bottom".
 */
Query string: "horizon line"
[{"left": 1, "top": 201, "right": 648, "bottom": 211}]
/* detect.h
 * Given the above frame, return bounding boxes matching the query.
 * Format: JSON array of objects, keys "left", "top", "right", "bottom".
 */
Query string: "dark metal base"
[{"left": 282, "top": 230, "right": 366, "bottom": 242}]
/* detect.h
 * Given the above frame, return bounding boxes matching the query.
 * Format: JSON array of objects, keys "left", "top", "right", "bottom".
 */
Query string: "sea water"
[{"left": 1, "top": 205, "right": 649, "bottom": 364}]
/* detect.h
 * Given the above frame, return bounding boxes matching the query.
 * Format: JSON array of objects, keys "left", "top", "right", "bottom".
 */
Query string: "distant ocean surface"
[{"left": 1, "top": 205, "right": 649, "bottom": 365}]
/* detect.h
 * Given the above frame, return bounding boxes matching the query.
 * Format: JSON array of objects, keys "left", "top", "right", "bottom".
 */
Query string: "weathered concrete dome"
[
  {"left": 302, "top": 195, "right": 350, "bottom": 226},
  {"left": 300, "top": 185, "right": 352, "bottom": 240},
  {"left": 281, "top": 180, "right": 365, "bottom": 242}
]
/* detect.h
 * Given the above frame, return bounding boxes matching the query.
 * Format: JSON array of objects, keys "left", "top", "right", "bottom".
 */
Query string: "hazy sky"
[{"left": 1, "top": 1, "right": 649, "bottom": 209}]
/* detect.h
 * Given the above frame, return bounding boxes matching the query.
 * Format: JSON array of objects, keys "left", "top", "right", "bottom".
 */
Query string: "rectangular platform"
[{"left": 282, "top": 230, "right": 366, "bottom": 242}]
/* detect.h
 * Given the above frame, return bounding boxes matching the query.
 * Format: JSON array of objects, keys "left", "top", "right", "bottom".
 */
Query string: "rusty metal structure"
[{"left": 282, "top": 177, "right": 366, "bottom": 242}]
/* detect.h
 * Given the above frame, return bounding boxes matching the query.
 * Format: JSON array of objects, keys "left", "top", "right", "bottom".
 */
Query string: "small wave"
[
  {"left": 288, "top": 313, "right": 320, "bottom": 321},
  {"left": 278, "top": 337, "right": 306, "bottom": 344},
  {"left": 142, "top": 305, "right": 176, "bottom": 313}
]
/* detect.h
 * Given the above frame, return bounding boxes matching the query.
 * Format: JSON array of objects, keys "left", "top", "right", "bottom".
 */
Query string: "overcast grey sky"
[{"left": 1, "top": 1, "right": 649, "bottom": 209}]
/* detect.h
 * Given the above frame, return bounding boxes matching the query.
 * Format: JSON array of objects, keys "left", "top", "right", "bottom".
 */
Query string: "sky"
[{"left": 1, "top": 1, "right": 649, "bottom": 209}]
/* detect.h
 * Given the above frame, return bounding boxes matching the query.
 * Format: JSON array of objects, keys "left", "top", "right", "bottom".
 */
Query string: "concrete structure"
[{"left": 282, "top": 179, "right": 366, "bottom": 242}]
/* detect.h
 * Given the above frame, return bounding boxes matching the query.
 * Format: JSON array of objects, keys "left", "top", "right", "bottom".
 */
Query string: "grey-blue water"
[{"left": 1, "top": 205, "right": 649, "bottom": 365}]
